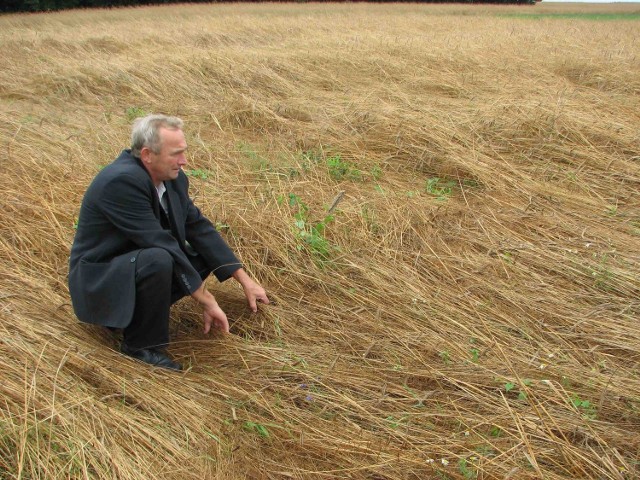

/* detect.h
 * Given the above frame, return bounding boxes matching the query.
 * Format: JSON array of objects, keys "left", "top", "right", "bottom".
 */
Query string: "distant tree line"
[{"left": 1, "top": 0, "right": 536, "bottom": 14}]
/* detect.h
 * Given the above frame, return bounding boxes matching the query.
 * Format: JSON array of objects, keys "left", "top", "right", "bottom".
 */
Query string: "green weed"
[
  {"left": 279, "top": 193, "right": 336, "bottom": 262},
  {"left": 500, "top": 251, "right": 514, "bottom": 264},
  {"left": 503, "top": 379, "right": 532, "bottom": 400},
  {"left": 385, "top": 415, "right": 408, "bottom": 429},
  {"left": 214, "top": 221, "right": 230, "bottom": 233},
  {"left": 243, "top": 421, "right": 270, "bottom": 438},
  {"left": 439, "top": 351, "right": 451, "bottom": 365},
  {"left": 326, "top": 154, "right": 361, "bottom": 181},
  {"left": 458, "top": 458, "right": 477, "bottom": 480},
  {"left": 185, "top": 168, "right": 210, "bottom": 180},
  {"left": 571, "top": 395, "right": 597, "bottom": 419},
  {"left": 125, "top": 106, "right": 146, "bottom": 121},
  {"left": 425, "top": 177, "right": 456, "bottom": 201},
  {"left": 470, "top": 348, "right": 480, "bottom": 363}
]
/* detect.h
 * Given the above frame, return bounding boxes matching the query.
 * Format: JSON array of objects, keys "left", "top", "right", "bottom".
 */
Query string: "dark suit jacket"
[{"left": 68, "top": 150, "right": 241, "bottom": 328}]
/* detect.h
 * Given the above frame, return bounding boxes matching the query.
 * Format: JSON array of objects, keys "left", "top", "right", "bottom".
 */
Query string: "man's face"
[{"left": 141, "top": 127, "right": 187, "bottom": 185}]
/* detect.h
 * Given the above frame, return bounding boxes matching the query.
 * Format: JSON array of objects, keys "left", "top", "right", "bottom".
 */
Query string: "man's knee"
[{"left": 136, "top": 248, "right": 173, "bottom": 278}]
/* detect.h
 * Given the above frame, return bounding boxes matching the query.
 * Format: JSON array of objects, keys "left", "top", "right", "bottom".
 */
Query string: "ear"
[{"left": 140, "top": 146, "right": 152, "bottom": 164}]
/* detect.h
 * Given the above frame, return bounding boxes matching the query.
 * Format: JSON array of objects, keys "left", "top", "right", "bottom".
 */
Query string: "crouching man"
[{"left": 69, "top": 114, "right": 269, "bottom": 371}]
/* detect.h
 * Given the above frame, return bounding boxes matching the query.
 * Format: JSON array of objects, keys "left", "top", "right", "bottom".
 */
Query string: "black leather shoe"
[{"left": 121, "top": 343, "right": 182, "bottom": 371}]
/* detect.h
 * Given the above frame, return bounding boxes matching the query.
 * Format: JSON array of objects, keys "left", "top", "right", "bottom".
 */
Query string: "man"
[{"left": 69, "top": 114, "right": 269, "bottom": 371}]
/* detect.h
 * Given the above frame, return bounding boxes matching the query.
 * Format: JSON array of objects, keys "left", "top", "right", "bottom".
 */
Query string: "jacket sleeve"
[{"left": 101, "top": 173, "right": 203, "bottom": 295}]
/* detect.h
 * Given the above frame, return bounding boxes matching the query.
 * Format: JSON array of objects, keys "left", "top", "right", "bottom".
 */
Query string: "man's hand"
[
  {"left": 191, "top": 283, "right": 229, "bottom": 334},
  {"left": 202, "top": 301, "right": 229, "bottom": 334},
  {"left": 232, "top": 268, "right": 270, "bottom": 313}
]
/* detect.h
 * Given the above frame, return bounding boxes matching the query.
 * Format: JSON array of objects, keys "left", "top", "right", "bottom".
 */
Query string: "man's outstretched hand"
[
  {"left": 192, "top": 283, "right": 230, "bottom": 334},
  {"left": 202, "top": 301, "right": 229, "bottom": 334},
  {"left": 232, "top": 268, "right": 270, "bottom": 313},
  {"left": 192, "top": 268, "right": 269, "bottom": 335}
]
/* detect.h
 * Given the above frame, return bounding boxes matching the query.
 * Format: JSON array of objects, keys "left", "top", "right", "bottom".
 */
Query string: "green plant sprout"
[
  {"left": 504, "top": 379, "right": 532, "bottom": 400},
  {"left": 439, "top": 351, "right": 451, "bottom": 365},
  {"left": 125, "top": 106, "right": 146, "bottom": 121},
  {"left": 214, "top": 221, "right": 230, "bottom": 233},
  {"left": 279, "top": 193, "right": 336, "bottom": 262},
  {"left": 571, "top": 395, "right": 597, "bottom": 419},
  {"left": 425, "top": 177, "right": 456, "bottom": 200},
  {"left": 470, "top": 348, "right": 480, "bottom": 363},
  {"left": 243, "top": 421, "right": 270, "bottom": 438},
  {"left": 458, "top": 457, "right": 477, "bottom": 479},
  {"left": 385, "top": 415, "right": 408, "bottom": 429},
  {"left": 184, "top": 168, "right": 210, "bottom": 180},
  {"left": 326, "top": 154, "right": 361, "bottom": 181}
]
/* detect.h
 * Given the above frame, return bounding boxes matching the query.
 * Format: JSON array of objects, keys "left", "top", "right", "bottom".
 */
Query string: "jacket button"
[{"left": 130, "top": 257, "right": 136, "bottom": 263}]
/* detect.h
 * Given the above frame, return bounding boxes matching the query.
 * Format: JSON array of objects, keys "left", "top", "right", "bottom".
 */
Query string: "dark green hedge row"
[
  {"left": 1, "top": 0, "right": 535, "bottom": 14},
  {"left": 1, "top": 0, "right": 163, "bottom": 12}
]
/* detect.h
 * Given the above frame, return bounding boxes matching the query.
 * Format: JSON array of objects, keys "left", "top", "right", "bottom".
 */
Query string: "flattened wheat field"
[{"left": 0, "top": 2, "right": 639, "bottom": 479}]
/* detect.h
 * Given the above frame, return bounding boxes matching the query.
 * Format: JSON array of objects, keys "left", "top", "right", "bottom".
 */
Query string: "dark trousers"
[{"left": 122, "top": 248, "right": 211, "bottom": 350}]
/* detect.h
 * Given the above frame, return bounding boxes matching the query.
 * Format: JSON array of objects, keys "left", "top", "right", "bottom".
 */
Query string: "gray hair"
[{"left": 130, "top": 114, "right": 184, "bottom": 158}]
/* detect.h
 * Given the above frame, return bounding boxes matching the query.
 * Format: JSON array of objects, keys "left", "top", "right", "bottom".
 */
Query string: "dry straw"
[{"left": 0, "top": 2, "right": 639, "bottom": 479}]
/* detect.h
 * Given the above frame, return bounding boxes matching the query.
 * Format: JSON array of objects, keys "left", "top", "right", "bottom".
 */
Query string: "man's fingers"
[
  {"left": 248, "top": 297, "right": 258, "bottom": 313},
  {"left": 220, "top": 319, "right": 230, "bottom": 333},
  {"left": 203, "top": 314, "right": 212, "bottom": 334}
]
